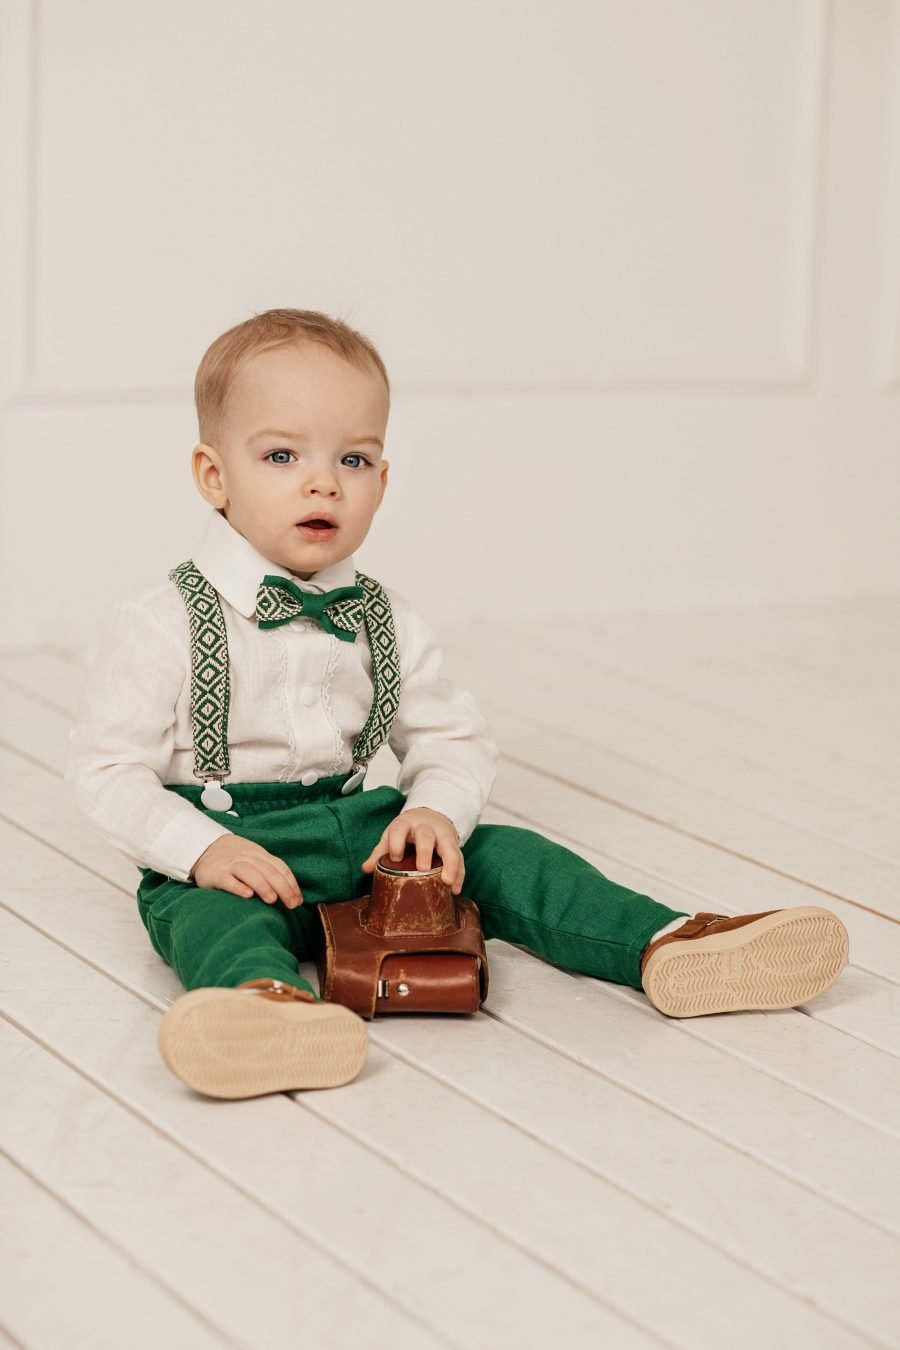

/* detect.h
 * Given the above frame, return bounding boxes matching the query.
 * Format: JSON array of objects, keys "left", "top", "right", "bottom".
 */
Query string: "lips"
[
  {"left": 297, "top": 517, "right": 338, "bottom": 539},
  {"left": 297, "top": 513, "right": 337, "bottom": 528}
]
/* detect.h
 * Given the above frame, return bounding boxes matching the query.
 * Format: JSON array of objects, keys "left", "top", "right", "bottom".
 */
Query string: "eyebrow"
[{"left": 249, "top": 428, "right": 384, "bottom": 449}]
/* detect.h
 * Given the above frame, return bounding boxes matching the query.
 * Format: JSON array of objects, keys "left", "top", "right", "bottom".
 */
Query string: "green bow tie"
[{"left": 255, "top": 575, "right": 365, "bottom": 641}]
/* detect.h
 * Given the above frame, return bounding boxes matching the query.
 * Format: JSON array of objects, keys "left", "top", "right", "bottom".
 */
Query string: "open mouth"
[{"left": 297, "top": 518, "right": 337, "bottom": 537}]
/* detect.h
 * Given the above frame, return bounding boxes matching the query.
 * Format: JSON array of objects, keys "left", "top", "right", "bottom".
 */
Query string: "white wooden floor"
[{"left": 1, "top": 596, "right": 899, "bottom": 1350}]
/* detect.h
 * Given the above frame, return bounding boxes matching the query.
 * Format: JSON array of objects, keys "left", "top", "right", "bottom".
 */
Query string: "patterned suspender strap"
[
  {"left": 166, "top": 560, "right": 402, "bottom": 786},
  {"left": 168, "top": 559, "right": 231, "bottom": 785},
  {"left": 351, "top": 571, "right": 402, "bottom": 769}
]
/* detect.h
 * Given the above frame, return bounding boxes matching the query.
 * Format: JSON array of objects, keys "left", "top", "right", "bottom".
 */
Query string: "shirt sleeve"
[
  {"left": 386, "top": 591, "right": 499, "bottom": 845},
  {"left": 64, "top": 597, "right": 234, "bottom": 883}
]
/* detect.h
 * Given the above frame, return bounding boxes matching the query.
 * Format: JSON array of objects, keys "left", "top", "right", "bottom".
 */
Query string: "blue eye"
[{"left": 263, "top": 450, "right": 371, "bottom": 467}]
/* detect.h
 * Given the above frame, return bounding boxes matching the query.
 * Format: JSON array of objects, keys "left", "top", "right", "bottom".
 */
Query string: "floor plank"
[
  {"left": 443, "top": 634, "right": 900, "bottom": 860},
  {"left": 0, "top": 1151, "right": 229, "bottom": 1349},
  {"left": 1, "top": 1022, "right": 451, "bottom": 1349}
]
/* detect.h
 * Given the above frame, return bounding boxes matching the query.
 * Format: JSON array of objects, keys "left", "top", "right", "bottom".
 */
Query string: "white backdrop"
[{"left": 1, "top": 0, "right": 898, "bottom": 650}]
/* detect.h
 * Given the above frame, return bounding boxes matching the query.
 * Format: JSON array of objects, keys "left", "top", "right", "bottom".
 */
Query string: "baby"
[{"left": 66, "top": 307, "right": 850, "bottom": 1100}]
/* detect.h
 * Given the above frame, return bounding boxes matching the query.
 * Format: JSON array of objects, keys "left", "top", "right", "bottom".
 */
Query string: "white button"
[
  {"left": 299, "top": 686, "right": 317, "bottom": 706},
  {"left": 300, "top": 769, "right": 319, "bottom": 786},
  {"left": 340, "top": 767, "right": 367, "bottom": 794}
]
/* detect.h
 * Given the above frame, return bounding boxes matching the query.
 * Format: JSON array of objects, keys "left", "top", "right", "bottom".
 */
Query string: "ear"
[
  {"left": 377, "top": 459, "right": 389, "bottom": 506},
  {"left": 192, "top": 442, "right": 228, "bottom": 508}
]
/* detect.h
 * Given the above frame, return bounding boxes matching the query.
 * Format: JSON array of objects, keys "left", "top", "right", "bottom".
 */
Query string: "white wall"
[{"left": 1, "top": 0, "right": 898, "bottom": 650}]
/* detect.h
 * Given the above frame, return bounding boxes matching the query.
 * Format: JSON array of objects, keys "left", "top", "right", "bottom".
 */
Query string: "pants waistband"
[{"left": 163, "top": 769, "right": 366, "bottom": 811}]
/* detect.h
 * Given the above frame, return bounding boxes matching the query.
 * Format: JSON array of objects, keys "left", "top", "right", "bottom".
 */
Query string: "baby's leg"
[
  {"left": 460, "top": 823, "right": 690, "bottom": 992},
  {"left": 136, "top": 869, "right": 319, "bottom": 997}
]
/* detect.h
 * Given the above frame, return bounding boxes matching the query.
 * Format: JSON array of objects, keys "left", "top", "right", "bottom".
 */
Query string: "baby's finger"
[
  {"left": 411, "top": 825, "right": 436, "bottom": 872},
  {"left": 226, "top": 874, "right": 255, "bottom": 898},
  {"left": 232, "top": 862, "right": 279, "bottom": 905},
  {"left": 273, "top": 858, "right": 304, "bottom": 906},
  {"left": 361, "top": 829, "right": 390, "bottom": 871},
  {"left": 387, "top": 820, "right": 412, "bottom": 861},
  {"left": 445, "top": 861, "right": 465, "bottom": 894},
  {"left": 436, "top": 833, "right": 464, "bottom": 892},
  {"left": 260, "top": 860, "right": 304, "bottom": 908}
]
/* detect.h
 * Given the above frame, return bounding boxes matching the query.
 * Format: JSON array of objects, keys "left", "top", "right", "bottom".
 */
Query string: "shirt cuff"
[
  {"left": 398, "top": 781, "right": 483, "bottom": 847},
  {"left": 142, "top": 806, "right": 235, "bottom": 883}
]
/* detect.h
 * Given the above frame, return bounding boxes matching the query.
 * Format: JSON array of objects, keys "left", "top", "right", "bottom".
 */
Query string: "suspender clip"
[
  {"left": 200, "top": 778, "right": 235, "bottom": 811},
  {"left": 341, "top": 763, "right": 368, "bottom": 795}
]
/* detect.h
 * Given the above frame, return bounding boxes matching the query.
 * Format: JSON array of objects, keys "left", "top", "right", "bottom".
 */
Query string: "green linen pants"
[{"left": 136, "top": 774, "right": 690, "bottom": 1001}]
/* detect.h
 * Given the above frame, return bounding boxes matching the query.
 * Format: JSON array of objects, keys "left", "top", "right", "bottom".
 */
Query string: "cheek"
[
  {"left": 346, "top": 481, "right": 374, "bottom": 507},
  {"left": 258, "top": 470, "right": 292, "bottom": 493}
]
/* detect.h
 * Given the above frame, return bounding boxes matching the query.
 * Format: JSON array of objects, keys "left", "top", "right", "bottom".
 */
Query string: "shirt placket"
[{"left": 285, "top": 619, "right": 338, "bottom": 785}]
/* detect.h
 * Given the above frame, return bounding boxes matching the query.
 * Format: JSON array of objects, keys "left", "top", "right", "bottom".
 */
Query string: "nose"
[{"left": 302, "top": 461, "right": 340, "bottom": 495}]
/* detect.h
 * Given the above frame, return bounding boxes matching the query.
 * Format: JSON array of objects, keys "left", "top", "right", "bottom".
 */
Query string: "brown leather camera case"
[{"left": 316, "top": 846, "right": 489, "bottom": 1019}]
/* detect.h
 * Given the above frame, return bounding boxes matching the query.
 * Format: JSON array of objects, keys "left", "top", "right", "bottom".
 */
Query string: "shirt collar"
[{"left": 193, "top": 506, "right": 358, "bottom": 619}]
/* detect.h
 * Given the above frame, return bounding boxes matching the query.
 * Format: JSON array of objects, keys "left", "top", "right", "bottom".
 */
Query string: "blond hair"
[{"left": 194, "top": 307, "right": 390, "bottom": 446}]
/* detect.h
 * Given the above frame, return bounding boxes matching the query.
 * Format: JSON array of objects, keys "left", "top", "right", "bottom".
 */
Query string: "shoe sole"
[
  {"left": 641, "top": 906, "right": 849, "bottom": 1018},
  {"left": 158, "top": 988, "right": 369, "bottom": 1098}
]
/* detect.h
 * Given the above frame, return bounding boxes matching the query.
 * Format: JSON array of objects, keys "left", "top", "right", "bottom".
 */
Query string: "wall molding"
[
  {"left": 874, "top": 0, "right": 900, "bottom": 390},
  {"left": 4, "top": 0, "right": 833, "bottom": 402},
  {"left": 0, "top": 0, "right": 36, "bottom": 403}
]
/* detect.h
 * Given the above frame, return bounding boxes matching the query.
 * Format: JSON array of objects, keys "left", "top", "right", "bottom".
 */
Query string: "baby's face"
[{"left": 193, "top": 341, "right": 390, "bottom": 579}]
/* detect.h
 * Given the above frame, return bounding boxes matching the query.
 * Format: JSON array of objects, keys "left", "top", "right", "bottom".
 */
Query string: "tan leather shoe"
[
  {"left": 158, "top": 977, "right": 369, "bottom": 1098},
  {"left": 639, "top": 906, "right": 849, "bottom": 1018}
]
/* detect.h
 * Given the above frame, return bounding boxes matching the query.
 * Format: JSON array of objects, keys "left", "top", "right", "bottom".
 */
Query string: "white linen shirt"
[{"left": 65, "top": 505, "right": 499, "bottom": 884}]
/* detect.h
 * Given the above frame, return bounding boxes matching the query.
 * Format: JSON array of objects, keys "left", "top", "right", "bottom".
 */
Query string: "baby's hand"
[
  {"left": 361, "top": 807, "right": 464, "bottom": 894},
  {"left": 191, "top": 834, "right": 304, "bottom": 908}
]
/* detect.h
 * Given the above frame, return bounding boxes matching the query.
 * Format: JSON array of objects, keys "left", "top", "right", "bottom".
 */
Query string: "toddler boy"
[{"left": 66, "top": 307, "right": 850, "bottom": 1100}]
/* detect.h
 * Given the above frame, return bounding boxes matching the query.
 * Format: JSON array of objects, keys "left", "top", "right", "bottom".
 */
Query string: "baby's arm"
[
  {"left": 385, "top": 590, "right": 499, "bottom": 849},
  {"left": 65, "top": 596, "right": 235, "bottom": 882}
]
